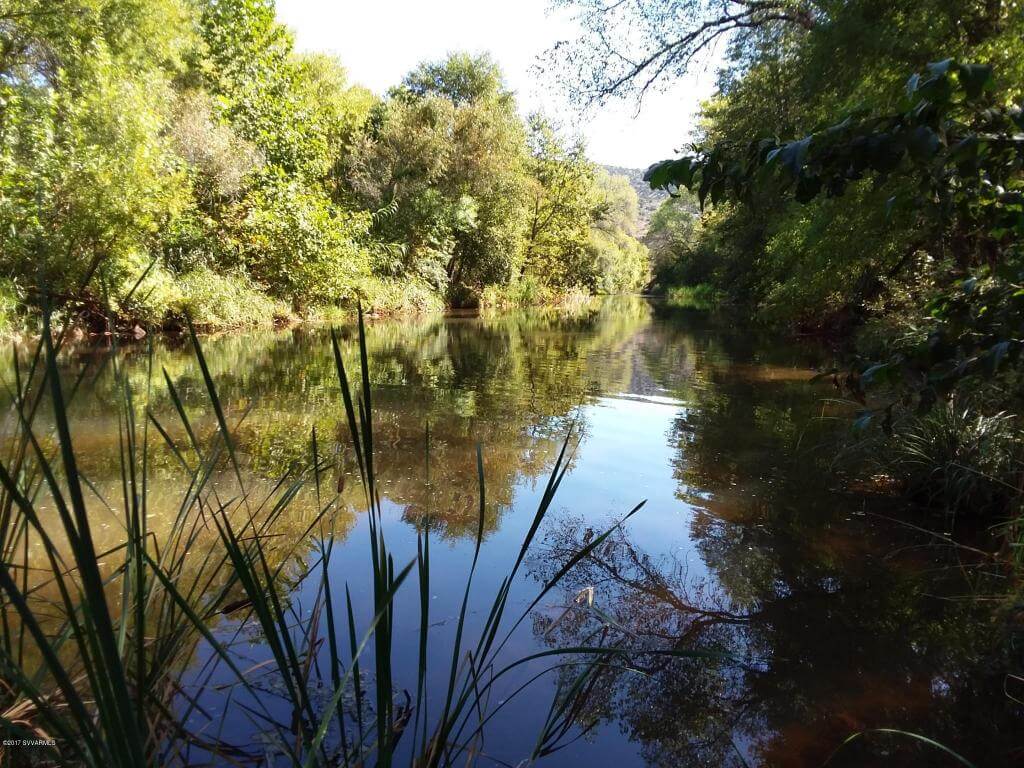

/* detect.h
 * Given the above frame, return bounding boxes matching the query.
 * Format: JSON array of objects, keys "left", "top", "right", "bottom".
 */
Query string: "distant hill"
[{"left": 602, "top": 165, "right": 669, "bottom": 233}]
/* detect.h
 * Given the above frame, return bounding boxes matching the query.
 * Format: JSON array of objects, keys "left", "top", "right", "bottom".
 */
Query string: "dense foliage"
[
  {"left": 553, "top": 0, "right": 1023, "bottom": 518},
  {"left": 0, "top": 0, "right": 649, "bottom": 332},
  {"left": 646, "top": 58, "right": 1023, "bottom": 397}
]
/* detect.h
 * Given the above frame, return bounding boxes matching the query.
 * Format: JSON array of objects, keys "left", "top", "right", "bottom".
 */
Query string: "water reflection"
[
  {"left": 525, "top": 305, "right": 1018, "bottom": 766},
  {"left": 17, "top": 299, "right": 648, "bottom": 548},
  {"left": 530, "top": 510, "right": 1018, "bottom": 766},
  {"left": 6, "top": 297, "right": 1019, "bottom": 765}
]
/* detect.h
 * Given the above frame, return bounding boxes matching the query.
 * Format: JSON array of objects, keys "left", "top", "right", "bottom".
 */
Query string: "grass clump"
[
  {"left": 353, "top": 277, "right": 445, "bottom": 316},
  {"left": 173, "top": 267, "right": 291, "bottom": 329},
  {"left": 664, "top": 284, "right": 720, "bottom": 310},
  {"left": 481, "top": 277, "right": 593, "bottom": 310},
  {"left": 481, "top": 275, "right": 549, "bottom": 308},
  {"left": 883, "top": 400, "right": 1021, "bottom": 517},
  {"left": 0, "top": 279, "right": 23, "bottom": 339}
]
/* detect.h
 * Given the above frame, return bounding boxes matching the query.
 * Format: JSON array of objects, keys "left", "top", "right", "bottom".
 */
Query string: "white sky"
[{"left": 275, "top": 0, "right": 721, "bottom": 169}]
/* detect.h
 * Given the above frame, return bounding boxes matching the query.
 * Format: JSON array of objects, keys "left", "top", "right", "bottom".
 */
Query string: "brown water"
[{"left": 7, "top": 296, "right": 1019, "bottom": 766}]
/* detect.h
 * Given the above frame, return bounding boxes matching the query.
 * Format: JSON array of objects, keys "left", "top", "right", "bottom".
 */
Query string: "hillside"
[{"left": 603, "top": 165, "right": 669, "bottom": 232}]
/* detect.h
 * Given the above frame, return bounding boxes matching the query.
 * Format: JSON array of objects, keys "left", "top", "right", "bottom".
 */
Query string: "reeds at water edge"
[{"left": 0, "top": 305, "right": 714, "bottom": 767}]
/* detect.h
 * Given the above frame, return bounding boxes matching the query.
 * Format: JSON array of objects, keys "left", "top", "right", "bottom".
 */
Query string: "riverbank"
[
  {"left": 0, "top": 277, "right": 603, "bottom": 342},
  {"left": 652, "top": 282, "right": 1024, "bottom": 542}
]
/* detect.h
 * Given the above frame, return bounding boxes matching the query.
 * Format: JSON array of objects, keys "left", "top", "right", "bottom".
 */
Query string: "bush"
[
  {"left": 480, "top": 275, "right": 550, "bottom": 308},
  {"left": 172, "top": 268, "right": 288, "bottom": 329},
  {"left": 109, "top": 257, "right": 184, "bottom": 328},
  {"left": 353, "top": 276, "right": 445, "bottom": 315},
  {"left": 754, "top": 184, "right": 913, "bottom": 328},
  {"left": 479, "top": 277, "right": 595, "bottom": 310},
  {"left": 240, "top": 178, "right": 373, "bottom": 310}
]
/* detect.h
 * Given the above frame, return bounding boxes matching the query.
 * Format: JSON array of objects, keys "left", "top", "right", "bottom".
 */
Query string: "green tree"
[
  {"left": 344, "top": 53, "right": 531, "bottom": 303},
  {"left": 522, "top": 117, "right": 602, "bottom": 289},
  {"left": 399, "top": 51, "right": 510, "bottom": 108},
  {"left": 0, "top": 0, "right": 192, "bottom": 324},
  {"left": 552, "top": 0, "right": 1021, "bottom": 326},
  {"left": 645, "top": 194, "right": 699, "bottom": 287},
  {"left": 0, "top": 1, "right": 646, "bottom": 332},
  {"left": 551, "top": 0, "right": 1023, "bottom": 517},
  {"left": 588, "top": 169, "right": 650, "bottom": 293},
  {"left": 521, "top": 120, "right": 649, "bottom": 293},
  {"left": 173, "top": 0, "right": 378, "bottom": 308}
]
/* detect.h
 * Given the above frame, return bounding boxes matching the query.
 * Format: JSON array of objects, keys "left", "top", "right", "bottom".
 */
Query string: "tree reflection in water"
[
  {"left": 523, "top": 306, "right": 1018, "bottom": 763},
  {"left": 529, "top": 504, "right": 1017, "bottom": 767}
]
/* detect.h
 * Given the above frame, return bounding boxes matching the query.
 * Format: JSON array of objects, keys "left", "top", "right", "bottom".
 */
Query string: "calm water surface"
[{"left": 22, "top": 297, "right": 1017, "bottom": 766}]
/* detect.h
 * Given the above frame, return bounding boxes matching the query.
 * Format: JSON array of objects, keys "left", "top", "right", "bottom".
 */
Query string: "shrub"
[
  {"left": 665, "top": 284, "right": 720, "bottom": 310},
  {"left": 107, "top": 256, "right": 184, "bottom": 328},
  {"left": 240, "top": 178, "right": 373, "bottom": 310},
  {"left": 480, "top": 275, "right": 550, "bottom": 308},
  {"left": 353, "top": 276, "right": 445, "bottom": 315}
]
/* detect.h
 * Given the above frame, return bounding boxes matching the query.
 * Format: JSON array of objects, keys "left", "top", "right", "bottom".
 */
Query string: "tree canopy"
[{"left": 0, "top": 1, "right": 650, "bottom": 333}]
